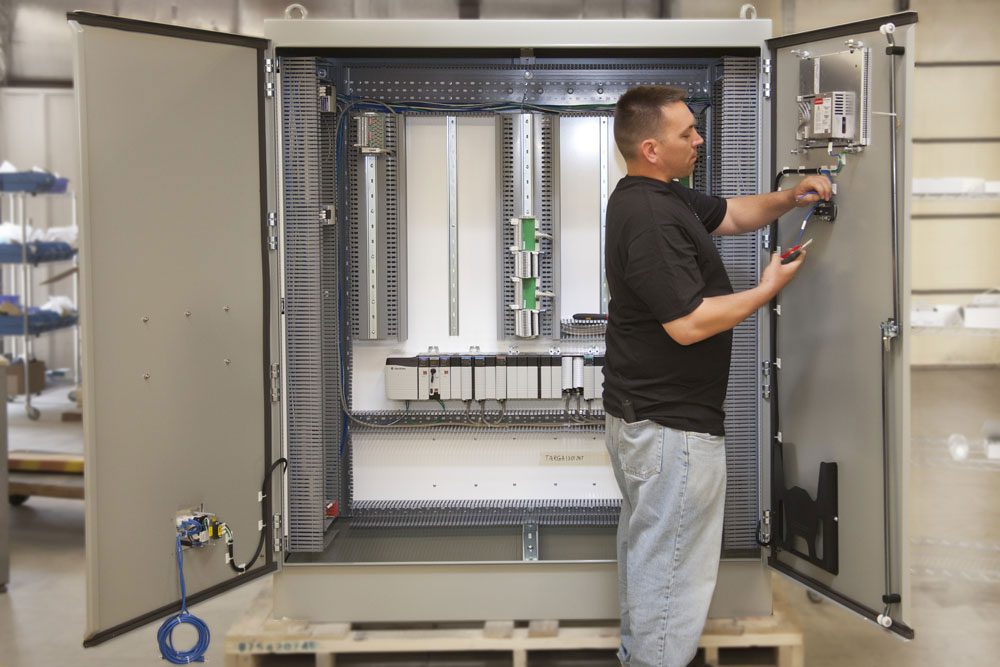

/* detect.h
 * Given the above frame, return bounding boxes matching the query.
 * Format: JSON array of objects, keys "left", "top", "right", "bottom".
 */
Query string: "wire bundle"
[{"left": 157, "top": 522, "right": 211, "bottom": 664}]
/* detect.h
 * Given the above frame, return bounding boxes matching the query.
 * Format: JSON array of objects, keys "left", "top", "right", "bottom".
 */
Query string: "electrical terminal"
[{"left": 175, "top": 509, "right": 225, "bottom": 547}]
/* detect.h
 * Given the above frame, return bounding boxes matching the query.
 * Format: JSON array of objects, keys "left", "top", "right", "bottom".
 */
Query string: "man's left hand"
[{"left": 790, "top": 175, "right": 833, "bottom": 207}]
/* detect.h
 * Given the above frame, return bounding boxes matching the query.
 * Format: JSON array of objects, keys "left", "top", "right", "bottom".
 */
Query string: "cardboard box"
[{"left": 7, "top": 359, "right": 46, "bottom": 396}]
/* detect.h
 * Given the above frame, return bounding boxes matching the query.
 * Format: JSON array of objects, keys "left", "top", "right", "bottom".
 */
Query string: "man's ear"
[{"left": 638, "top": 138, "right": 658, "bottom": 164}]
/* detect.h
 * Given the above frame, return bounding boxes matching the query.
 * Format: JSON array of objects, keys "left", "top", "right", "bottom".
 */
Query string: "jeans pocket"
[{"left": 618, "top": 420, "right": 663, "bottom": 480}]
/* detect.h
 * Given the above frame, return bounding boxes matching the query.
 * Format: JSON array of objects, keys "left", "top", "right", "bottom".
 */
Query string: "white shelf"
[
  {"left": 913, "top": 192, "right": 1000, "bottom": 200},
  {"left": 911, "top": 326, "right": 1000, "bottom": 337}
]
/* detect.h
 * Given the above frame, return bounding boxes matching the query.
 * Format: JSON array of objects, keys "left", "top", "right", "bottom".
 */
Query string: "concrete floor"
[{"left": 0, "top": 369, "right": 998, "bottom": 665}]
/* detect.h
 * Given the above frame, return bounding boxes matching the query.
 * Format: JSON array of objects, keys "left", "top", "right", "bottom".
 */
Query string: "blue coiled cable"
[{"left": 157, "top": 522, "right": 211, "bottom": 664}]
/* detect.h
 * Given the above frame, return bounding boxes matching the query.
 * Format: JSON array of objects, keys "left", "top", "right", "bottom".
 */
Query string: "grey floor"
[{"left": 1, "top": 370, "right": 998, "bottom": 665}]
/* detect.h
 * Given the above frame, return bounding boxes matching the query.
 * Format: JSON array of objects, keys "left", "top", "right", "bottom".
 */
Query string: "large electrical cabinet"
[{"left": 68, "top": 10, "right": 917, "bottom": 646}]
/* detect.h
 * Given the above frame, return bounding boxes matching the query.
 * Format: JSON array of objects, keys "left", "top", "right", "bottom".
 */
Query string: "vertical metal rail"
[
  {"left": 364, "top": 154, "right": 378, "bottom": 339},
  {"left": 599, "top": 117, "right": 610, "bottom": 313},
  {"left": 520, "top": 114, "right": 533, "bottom": 217},
  {"left": 446, "top": 116, "right": 459, "bottom": 335},
  {"left": 877, "top": 22, "right": 904, "bottom": 628}
]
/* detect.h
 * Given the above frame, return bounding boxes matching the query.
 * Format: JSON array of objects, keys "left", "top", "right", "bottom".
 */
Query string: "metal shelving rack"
[{"left": 0, "top": 187, "right": 80, "bottom": 420}]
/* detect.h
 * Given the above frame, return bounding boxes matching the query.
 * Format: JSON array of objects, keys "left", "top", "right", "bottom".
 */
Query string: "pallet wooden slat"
[{"left": 225, "top": 590, "right": 803, "bottom": 667}]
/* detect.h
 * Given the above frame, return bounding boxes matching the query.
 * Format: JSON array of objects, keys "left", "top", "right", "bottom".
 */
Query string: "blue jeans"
[{"left": 605, "top": 415, "right": 727, "bottom": 667}]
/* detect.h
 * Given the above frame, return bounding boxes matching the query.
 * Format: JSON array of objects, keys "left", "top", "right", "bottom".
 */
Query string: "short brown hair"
[{"left": 613, "top": 85, "right": 688, "bottom": 160}]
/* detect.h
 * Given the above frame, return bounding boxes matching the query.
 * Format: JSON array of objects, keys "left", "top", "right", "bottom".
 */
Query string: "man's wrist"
[{"left": 781, "top": 188, "right": 797, "bottom": 210}]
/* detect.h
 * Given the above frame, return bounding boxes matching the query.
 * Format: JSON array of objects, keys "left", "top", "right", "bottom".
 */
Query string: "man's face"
[{"left": 650, "top": 102, "right": 703, "bottom": 179}]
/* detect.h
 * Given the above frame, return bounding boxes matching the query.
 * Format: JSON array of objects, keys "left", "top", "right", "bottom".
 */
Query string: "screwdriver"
[{"left": 780, "top": 238, "right": 813, "bottom": 265}]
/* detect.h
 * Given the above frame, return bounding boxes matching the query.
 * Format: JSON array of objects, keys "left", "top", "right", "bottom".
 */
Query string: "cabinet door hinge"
[
  {"left": 762, "top": 58, "right": 772, "bottom": 99},
  {"left": 272, "top": 512, "right": 284, "bottom": 552},
  {"left": 270, "top": 363, "right": 281, "bottom": 403},
  {"left": 761, "top": 227, "right": 771, "bottom": 250},
  {"left": 268, "top": 234, "right": 278, "bottom": 251},
  {"left": 265, "top": 58, "right": 277, "bottom": 98},
  {"left": 757, "top": 509, "right": 772, "bottom": 546},
  {"left": 761, "top": 360, "right": 772, "bottom": 400}
]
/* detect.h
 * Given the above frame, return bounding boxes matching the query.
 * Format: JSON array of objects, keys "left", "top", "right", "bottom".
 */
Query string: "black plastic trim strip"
[
  {"left": 67, "top": 11, "right": 267, "bottom": 50},
  {"left": 277, "top": 46, "right": 760, "bottom": 59},
  {"left": 766, "top": 11, "right": 918, "bottom": 50},
  {"left": 76, "top": 14, "right": 276, "bottom": 648},
  {"left": 769, "top": 556, "right": 915, "bottom": 640},
  {"left": 82, "top": 563, "right": 274, "bottom": 647},
  {"left": 4, "top": 79, "right": 73, "bottom": 88}
]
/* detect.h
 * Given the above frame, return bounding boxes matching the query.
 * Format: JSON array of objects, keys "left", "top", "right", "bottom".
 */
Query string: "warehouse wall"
[
  {"left": 908, "top": 0, "right": 1000, "bottom": 366},
  {"left": 0, "top": 0, "right": 996, "bottom": 369}
]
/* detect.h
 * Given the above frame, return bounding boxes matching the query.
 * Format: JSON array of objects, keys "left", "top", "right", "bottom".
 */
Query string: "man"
[{"left": 602, "top": 85, "right": 831, "bottom": 667}]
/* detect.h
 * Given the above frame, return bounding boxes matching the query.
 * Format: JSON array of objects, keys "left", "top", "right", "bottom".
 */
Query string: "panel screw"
[
  {"left": 143, "top": 372, "right": 150, "bottom": 380},
  {"left": 141, "top": 316, "right": 149, "bottom": 323},
  {"left": 224, "top": 359, "right": 231, "bottom": 366},
  {"left": 224, "top": 305, "right": 231, "bottom": 312},
  {"left": 184, "top": 310, "right": 192, "bottom": 318}
]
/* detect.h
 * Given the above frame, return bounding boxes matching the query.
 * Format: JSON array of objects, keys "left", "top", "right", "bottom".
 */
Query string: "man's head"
[{"left": 613, "top": 85, "right": 703, "bottom": 181}]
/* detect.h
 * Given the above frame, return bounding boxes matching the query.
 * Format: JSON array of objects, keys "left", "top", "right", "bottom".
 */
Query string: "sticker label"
[
  {"left": 813, "top": 97, "right": 832, "bottom": 135},
  {"left": 540, "top": 451, "right": 609, "bottom": 466}
]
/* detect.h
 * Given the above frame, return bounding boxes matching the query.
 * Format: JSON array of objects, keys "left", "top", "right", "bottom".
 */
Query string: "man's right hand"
[{"left": 761, "top": 250, "right": 806, "bottom": 296}]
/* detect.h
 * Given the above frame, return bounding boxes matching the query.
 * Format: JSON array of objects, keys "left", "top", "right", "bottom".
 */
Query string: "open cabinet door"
[
  {"left": 765, "top": 13, "right": 917, "bottom": 638},
  {"left": 68, "top": 13, "right": 277, "bottom": 645}
]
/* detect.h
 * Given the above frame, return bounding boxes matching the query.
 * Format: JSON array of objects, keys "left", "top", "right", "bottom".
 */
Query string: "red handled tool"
[{"left": 780, "top": 238, "right": 813, "bottom": 265}]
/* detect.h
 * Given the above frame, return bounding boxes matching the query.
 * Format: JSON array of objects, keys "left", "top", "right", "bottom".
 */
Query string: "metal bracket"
[
  {"left": 268, "top": 234, "right": 278, "bottom": 251},
  {"left": 762, "top": 59, "right": 772, "bottom": 99},
  {"left": 761, "top": 360, "right": 772, "bottom": 400},
  {"left": 522, "top": 523, "right": 539, "bottom": 561},
  {"left": 317, "top": 84, "right": 334, "bottom": 113},
  {"left": 320, "top": 206, "right": 335, "bottom": 226},
  {"left": 269, "top": 363, "right": 281, "bottom": 403},
  {"left": 880, "top": 319, "right": 900, "bottom": 352},
  {"left": 761, "top": 227, "right": 771, "bottom": 250}
]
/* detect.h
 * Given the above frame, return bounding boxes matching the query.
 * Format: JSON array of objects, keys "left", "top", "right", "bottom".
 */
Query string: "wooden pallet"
[{"left": 225, "top": 590, "right": 803, "bottom": 667}]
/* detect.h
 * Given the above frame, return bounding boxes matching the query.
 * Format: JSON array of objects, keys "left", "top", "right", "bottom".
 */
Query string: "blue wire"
[
  {"left": 793, "top": 203, "right": 820, "bottom": 247},
  {"left": 157, "top": 527, "right": 211, "bottom": 664}
]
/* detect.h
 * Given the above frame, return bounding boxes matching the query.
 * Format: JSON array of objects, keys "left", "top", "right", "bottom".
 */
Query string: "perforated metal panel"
[
  {"left": 497, "top": 114, "right": 559, "bottom": 339},
  {"left": 281, "top": 58, "right": 327, "bottom": 552},
  {"left": 715, "top": 57, "right": 761, "bottom": 555},
  {"left": 348, "top": 114, "right": 407, "bottom": 341}
]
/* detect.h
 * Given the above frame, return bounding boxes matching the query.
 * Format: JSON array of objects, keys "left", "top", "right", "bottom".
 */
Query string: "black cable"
[
  {"left": 773, "top": 167, "right": 821, "bottom": 192},
  {"left": 226, "top": 457, "right": 288, "bottom": 574}
]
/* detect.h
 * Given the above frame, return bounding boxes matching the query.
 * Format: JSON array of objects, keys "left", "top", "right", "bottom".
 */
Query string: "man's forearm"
[
  {"left": 662, "top": 283, "right": 778, "bottom": 346},
  {"left": 724, "top": 190, "right": 796, "bottom": 234}
]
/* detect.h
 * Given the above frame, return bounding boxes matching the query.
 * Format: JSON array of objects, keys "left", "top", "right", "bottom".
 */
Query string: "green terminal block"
[{"left": 518, "top": 217, "right": 538, "bottom": 310}]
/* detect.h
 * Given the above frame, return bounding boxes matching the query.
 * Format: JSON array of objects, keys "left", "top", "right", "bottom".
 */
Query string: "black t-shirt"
[{"left": 603, "top": 176, "right": 733, "bottom": 436}]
